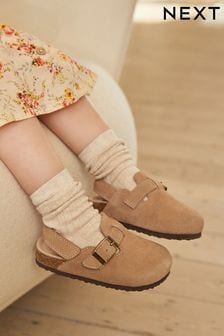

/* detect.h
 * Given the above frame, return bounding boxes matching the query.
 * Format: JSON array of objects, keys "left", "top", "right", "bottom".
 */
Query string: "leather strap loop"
[
  {"left": 123, "top": 179, "right": 158, "bottom": 209},
  {"left": 109, "top": 225, "right": 124, "bottom": 246}
]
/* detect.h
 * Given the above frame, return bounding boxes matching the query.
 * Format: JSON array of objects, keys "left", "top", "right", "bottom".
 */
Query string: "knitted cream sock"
[
  {"left": 78, "top": 129, "right": 139, "bottom": 190},
  {"left": 29, "top": 168, "right": 104, "bottom": 248}
]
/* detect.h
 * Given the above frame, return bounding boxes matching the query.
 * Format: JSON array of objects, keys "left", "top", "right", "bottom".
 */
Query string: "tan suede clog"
[
  {"left": 35, "top": 212, "right": 172, "bottom": 291},
  {"left": 93, "top": 171, "right": 204, "bottom": 240}
]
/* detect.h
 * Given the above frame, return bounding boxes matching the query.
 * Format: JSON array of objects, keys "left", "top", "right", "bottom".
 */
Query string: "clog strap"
[
  {"left": 82, "top": 215, "right": 124, "bottom": 270},
  {"left": 42, "top": 225, "right": 81, "bottom": 260},
  {"left": 123, "top": 178, "right": 166, "bottom": 209}
]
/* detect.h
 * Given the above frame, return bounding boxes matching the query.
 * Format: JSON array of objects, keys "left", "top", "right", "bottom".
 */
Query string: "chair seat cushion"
[{"left": 0, "top": 62, "right": 137, "bottom": 311}]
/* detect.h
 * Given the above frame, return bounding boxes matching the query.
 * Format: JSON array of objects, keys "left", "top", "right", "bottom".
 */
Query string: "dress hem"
[
  {"left": 0, "top": 65, "right": 98, "bottom": 128},
  {"left": 0, "top": 80, "right": 97, "bottom": 128}
]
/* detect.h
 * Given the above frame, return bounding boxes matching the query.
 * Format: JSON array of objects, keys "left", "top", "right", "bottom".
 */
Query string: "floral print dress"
[{"left": 0, "top": 23, "right": 98, "bottom": 127}]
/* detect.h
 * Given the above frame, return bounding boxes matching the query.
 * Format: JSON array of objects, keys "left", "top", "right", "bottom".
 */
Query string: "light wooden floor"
[{"left": 1, "top": 16, "right": 224, "bottom": 336}]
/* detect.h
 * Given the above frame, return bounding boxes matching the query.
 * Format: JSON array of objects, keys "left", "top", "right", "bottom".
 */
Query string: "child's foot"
[
  {"left": 35, "top": 212, "right": 172, "bottom": 291},
  {"left": 78, "top": 129, "right": 204, "bottom": 240},
  {"left": 93, "top": 171, "right": 204, "bottom": 240},
  {"left": 29, "top": 168, "right": 105, "bottom": 249}
]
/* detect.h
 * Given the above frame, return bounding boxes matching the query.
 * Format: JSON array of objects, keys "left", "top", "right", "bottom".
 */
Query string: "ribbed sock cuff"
[
  {"left": 29, "top": 168, "right": 74, "bottom": 206},
  {"left": 78, "top": 129, "right": 122, "bottom": 164}
]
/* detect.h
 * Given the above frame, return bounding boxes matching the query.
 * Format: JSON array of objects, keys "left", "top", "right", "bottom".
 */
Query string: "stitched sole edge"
[
  {"left": 122, "top": 222, "right": 202, "bottom": 240},
  {"left": 35, "top": 259, "right": 170, "bottom": 292}
]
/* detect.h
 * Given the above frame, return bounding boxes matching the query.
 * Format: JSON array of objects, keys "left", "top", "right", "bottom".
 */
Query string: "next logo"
[{"left": 163, "top": 6, "right": 221, "bottom": 21}]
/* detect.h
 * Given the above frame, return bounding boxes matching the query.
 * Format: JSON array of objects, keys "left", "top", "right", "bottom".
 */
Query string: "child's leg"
[
  {"left": 0, "top": 116, "right": 103, "bottom": 247},
  {"left": 38, "top": 96, "right": 109, "bottom": 154},
  {"left": 0, "top": 117, "right": 63, "bottom": 194},
  {"left": 38, "top": 96, "right": 139, "bottom": 190},
  {"left": 37, "top": 96, "right": 204, "bottom": 240}
]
